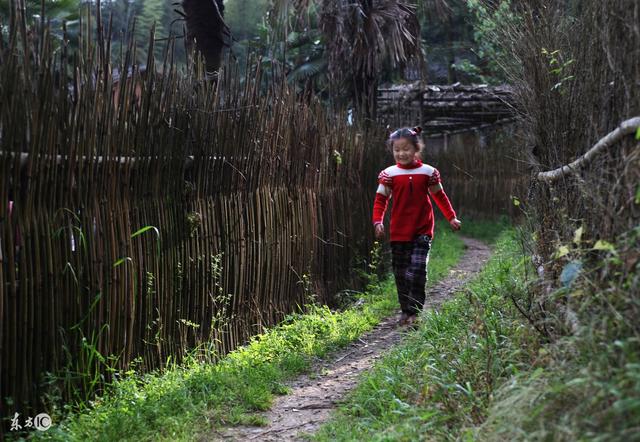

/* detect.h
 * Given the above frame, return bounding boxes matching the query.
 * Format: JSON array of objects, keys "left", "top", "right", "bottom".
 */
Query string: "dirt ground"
[{"left": 210, "top": 237, "right": 491, "bottom": 441}]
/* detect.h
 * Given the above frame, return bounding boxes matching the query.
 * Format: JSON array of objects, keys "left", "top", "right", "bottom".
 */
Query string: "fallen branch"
[{"left": 537, "top": 116, "right": 640, "bottom": 182}]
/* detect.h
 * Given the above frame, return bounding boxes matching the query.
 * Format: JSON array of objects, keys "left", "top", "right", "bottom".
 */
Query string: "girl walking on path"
[{"left": 372, "top": 127, "right": 462, "bottom": 325}]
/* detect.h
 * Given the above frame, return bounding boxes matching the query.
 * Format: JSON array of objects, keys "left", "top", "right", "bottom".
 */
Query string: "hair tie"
[{"left": 412, "top": 126, "right": 423, "bottom": 135}]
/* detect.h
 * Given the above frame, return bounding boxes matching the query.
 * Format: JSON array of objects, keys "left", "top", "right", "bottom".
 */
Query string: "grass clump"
[
  {"left": 428, "top": 224, "right": 465, "bottom": 283},
  {"left": 313, "top": 229, "right": 539, "bottom": 441},
  {"left": 474, "top": 225, "right": 640, "bottom": 441},
  {"left": 31, "top": 226, "right": 464, "bottom": 441},
  {"left": 316, "top": 224, "right": 640, "bottom": 442},
  {"left": 36, "top": 293, "right": 396, "bottom": 442}
]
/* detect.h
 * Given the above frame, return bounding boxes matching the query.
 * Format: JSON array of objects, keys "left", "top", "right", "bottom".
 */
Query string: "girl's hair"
[{"left": 387, "top": 126, "right": 424, "bottom": 151}]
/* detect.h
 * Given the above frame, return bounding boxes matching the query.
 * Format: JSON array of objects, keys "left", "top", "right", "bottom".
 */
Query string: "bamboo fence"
[
  {"left": 0, "top": 20, "right": 385, "bottom": 422},
  {"left": 424, "top": 128, "right": 529, "bottom": 217}
]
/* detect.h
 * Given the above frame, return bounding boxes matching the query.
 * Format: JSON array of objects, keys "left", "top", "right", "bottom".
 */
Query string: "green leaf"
[
  {"left": 57, "top": 207, "right": 81, "bottom": 222},
  {"left": 332, "top": 150, "right": 343, "bottom": 166},
  {"left": 131, "top": 225, "right": 159, "bottom": 239},
  {"left": 131, "top": 225, "right": 161, "bottom": 256},
  {"left": 593, "top": 240, "right": 616, "bottom": 253},
  {"left": 113, "top": 257, "right": 132, "bottom": 268},
  {"left": 635, "top": 126, "right": 640, "bottom": 140},
  {"left": 573, "top": 226, "right": 583, "bottom": 244},
  {"left": 554, "top": 245, "right": 570, "bottom": 259},
  {"left": 63, "top": 261, "right": 79, "bottom": 285}
]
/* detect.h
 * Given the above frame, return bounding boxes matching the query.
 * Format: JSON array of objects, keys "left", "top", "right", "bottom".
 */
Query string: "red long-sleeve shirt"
[{"left": 372, "top": 160, "right": 456, "bottom": 241}]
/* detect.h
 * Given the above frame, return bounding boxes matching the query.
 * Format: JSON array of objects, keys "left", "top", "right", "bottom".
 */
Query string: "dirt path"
[{"left": 211, "top": 237, "right": 491, "bottom": 442}]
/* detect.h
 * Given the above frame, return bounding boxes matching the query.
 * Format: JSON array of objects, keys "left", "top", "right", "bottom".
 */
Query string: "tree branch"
[{"left": 537, "top": 117, "right": 640, "bottom": 182}]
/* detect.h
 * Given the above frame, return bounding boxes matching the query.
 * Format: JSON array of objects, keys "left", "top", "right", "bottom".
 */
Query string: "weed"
[
  {"left": 26, "top": 225, "right": 465, "bottom": 441},
  {"left": 313, "top": 229, "right": 538, "bottom": 441},
  {"left": 473, "top": 225, "right": 640, "bottom": 441},
  {"left": 316, "top": 223, "right": 640, "bottom": 442}
]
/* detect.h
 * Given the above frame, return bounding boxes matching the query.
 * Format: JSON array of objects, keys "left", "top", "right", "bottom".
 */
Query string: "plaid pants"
[{"left": 391, "top": 235, "right": 432, "bottom": 315}]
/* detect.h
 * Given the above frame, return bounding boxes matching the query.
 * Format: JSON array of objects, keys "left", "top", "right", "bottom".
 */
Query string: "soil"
[{"left": 209, "top": 237, "right": 491, "bottom": 441}]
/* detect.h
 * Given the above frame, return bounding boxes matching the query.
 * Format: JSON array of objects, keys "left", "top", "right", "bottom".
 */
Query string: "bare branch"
[{"left": 537, "top": 117, "right": 640, "bottom": 182}]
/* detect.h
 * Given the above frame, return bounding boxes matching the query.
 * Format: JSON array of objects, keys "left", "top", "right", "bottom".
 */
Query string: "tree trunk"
[{"left": 181, "top": 0, "right": 229, "bottom": 77}]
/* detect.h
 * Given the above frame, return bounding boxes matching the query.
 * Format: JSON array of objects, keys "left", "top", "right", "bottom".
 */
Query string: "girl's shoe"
[
  {"left": 406, "top": 314, "right": 419, "bottom": 328},
  {"left": 399, "top": 312, "right": 411, "bottom": 326}
]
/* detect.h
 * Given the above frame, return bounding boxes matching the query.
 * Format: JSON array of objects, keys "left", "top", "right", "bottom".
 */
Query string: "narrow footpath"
[{"left": 211, "top": 237, "right": 491, "bottom": 441}]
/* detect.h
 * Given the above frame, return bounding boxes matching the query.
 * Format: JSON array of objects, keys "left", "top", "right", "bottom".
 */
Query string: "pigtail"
[{"left": 388, "top": 126, "right": 425, "bottom": 153}]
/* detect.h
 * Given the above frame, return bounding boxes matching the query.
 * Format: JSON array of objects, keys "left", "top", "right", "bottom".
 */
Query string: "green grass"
[
  {"left": 314, "top": 222, "right": 640, "bottom": 442},
  {"left": 458, "top": 215, "right": 511, "bottom": 245},
  {"left": 473, "top": 225, "right": 640, "bottom": 441},
  {"left": 429, "top": 223, "right": 465, "bottom": 283},
  {"left": 31, "top": 225, "right": 465, "bottom": 441},
  {"left": 312, "top": 229, "right": 538, "bottom": 441}
]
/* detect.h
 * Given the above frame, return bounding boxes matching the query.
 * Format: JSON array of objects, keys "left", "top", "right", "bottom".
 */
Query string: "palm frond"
[
  {"left": 320, "top": 0, "right": 422, "bottom": 91},
  {"left": 287, "top": 58, "right": 328, "bottom": 82},
  {"left": 286, "top": 29, "right": 322, "bottom": 49}
]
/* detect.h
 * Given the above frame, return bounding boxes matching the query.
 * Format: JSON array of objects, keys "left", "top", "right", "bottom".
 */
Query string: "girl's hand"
[
  {"left": 374, "top": 223, "right": 385, "bottom": 239},
  {"left": 449, "top": 218, "right": 462, "bottom": 231}
]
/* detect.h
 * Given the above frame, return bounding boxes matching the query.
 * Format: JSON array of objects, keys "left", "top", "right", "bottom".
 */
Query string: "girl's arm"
[
  {"left": 428, "top": 183, "right": 462, "bottom": 231},
  {"left": 373, "top": 182, "right": 390, "bottom": 239}
]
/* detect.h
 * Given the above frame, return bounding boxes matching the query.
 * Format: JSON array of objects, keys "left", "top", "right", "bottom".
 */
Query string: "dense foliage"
[{"left": 0, "top": 0, "right": 511, "bottom": 97}]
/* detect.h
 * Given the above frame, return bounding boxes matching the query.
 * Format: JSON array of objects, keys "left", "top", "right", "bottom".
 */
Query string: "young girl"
[{"left": 372, "top": 126, "right": 461, "bottom": 325}]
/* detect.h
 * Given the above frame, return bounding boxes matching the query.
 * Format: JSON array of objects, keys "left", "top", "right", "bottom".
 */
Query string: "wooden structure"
[{"left": 378, "top": 82, "right": 516, "bottom": 136}]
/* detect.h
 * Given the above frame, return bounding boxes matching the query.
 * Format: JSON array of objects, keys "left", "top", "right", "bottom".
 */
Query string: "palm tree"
[
  {"left": 263, "top": 0, "right": 421, "bottom": 121},
  {"left": 319, "top": 0, "right": 422, "bottom": 122}
]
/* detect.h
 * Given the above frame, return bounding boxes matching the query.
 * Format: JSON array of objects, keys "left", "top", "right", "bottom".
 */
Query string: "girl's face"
[{"left": 392, "top": 138, "right": 418, "bottom": 166}]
